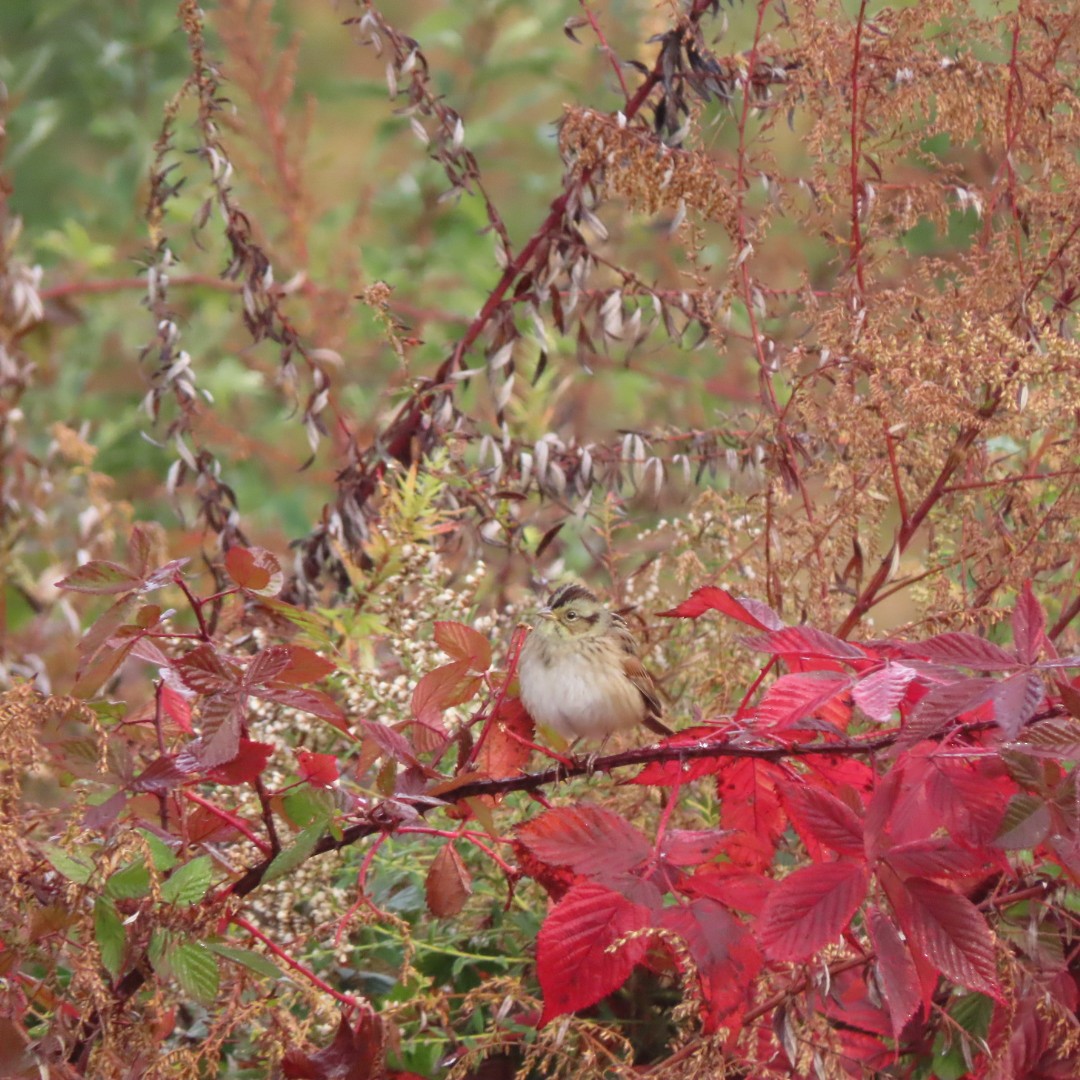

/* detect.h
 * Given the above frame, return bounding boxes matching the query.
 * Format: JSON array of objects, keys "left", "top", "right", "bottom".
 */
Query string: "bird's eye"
[{"left": 564, "top": 610, "right": 578, "bottom": 621}]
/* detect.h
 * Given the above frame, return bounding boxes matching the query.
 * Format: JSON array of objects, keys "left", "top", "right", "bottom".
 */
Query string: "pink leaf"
[
  {"left": 659, "top": 829, "right": 733, "bottom": 868},
  {"left": 161, "top": 684, "right": 193, "bottom": 733},
  {"left": 852, "top": 663, "right": 919, "bottom": 722},
  {"left": 536, "top": 882, "right": 651, "bottom": 1025},
  {"left": 758, "top": 861, "right": 868, "bottom": 961},
  {"left": 657, "top": 586, "right": 783, "bottom": 630}
]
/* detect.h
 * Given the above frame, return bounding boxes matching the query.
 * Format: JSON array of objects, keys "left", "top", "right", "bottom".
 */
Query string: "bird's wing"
[{"left": 623, "top": 654, "right": 673, "bottom": 737}]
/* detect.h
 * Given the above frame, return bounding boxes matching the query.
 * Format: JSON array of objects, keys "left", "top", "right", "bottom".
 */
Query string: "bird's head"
[{"left": 532, "top": 583, "right": 610, "bottom": 642}]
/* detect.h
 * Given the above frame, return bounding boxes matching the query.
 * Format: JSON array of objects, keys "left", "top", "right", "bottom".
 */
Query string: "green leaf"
[
  {"left": 282, "top": 786, "right": 335, "bottom": 829},
  {"left": 148, "top": 928, "right": 173, "bottom": 975},
  {"left": 40, "top": 842, "right": 94, "bottom": 885},
  {"left": 171, "top": 941, "right": 220, "bottom": 1005},
  {"left": 208, "top": 942, "right": 283, "bottom": 980},
  {"left": 160, "top": 855, "right": 213, "bottom": 906},
  {"left": 138, "top": 829, "right": 178, "bottom": 871},
  {"left": 262, "top": 824, "right": 323, "bottom": 884},
  {"left": 105, "top": 858, "right": 151, "bottom": 900},
  {"left": 94, "top": 896, "right": 125, "bottom": 977}
]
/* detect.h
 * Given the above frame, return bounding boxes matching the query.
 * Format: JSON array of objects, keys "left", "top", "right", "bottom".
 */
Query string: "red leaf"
[
  {"left": 224, "top": 546, "right": 283, "bottom": 596},
  {"left": 274, "top": 645, "right": 337, "bottom": 685},
  {"left": 433, "top": 621, "right": 492, "bottom": 672},
  {"left": 296, "top": 750, "right": 339, "bottom": 788},
  {"left": 867, "top": 907, "right": 921, "bottom": 1041},
  {"left": 410, "top": 661, "right": 482, "bottom": 725},
  {"left": 683, "top": 865, "right": 773, "bottom": 916},
  {"left": 754, "top": 672, "right": 851, "bottom": 729},
  {"left": 882, "top": 837, "right": 995, "bottom": 880},
  {"left": 536, "top": 882, "right": 651, "bottom": 1026},
  {"left": 1011, "top": 581, "right": 1045, "bottom": 666},
  {"left": 757, "top": 861, "right": 868, "bottom": 961},
  {"left": 900, "top": 632, "right": 1017, "bottom": 670},
  {"left": 782, "top": 784, "right": 865, "bottom": 857},
  {"left": 132, "top": 754, "right": 197, "bottom": 793},
  {"left": 658, "top": 586, "right": 783, "bottom": 630},
  {"left": 659, "top": 898, "right": 761, "bottom": 1032},
  {"left": 990, "top": 672, "right": 1044, "bottom": 739},
  {"left": 425, "top": 842, "right": 472, "bottom": 918},
  {"left": 58, "top": 560, "right": 142, "bottom": 595},
  {"left": 923, "top": 756, "right": 1012, "bottom": 846},
  {"left": 517, "top": 804, "right": 651, "bottom": 881},
  {"left": 477, "top": 696, "right": 534, "bottom": 779},
  {"left": 717, "top": 759, "right": 787, "bottom": 871},
  {"left": 890, "top": 877, "right": 1000, "bottom": 996},
  {"left": 282, "top": 1012, "right": 386, "bottom": 1080},
  {"left": 747, "top": 626, "right": 867, "bottom": 662},
  {"left": 852, "top": 663, "right": 918, "bottom": 722},
  {"left": 209, "top": 738, "right": 274, "bottom": 785}
]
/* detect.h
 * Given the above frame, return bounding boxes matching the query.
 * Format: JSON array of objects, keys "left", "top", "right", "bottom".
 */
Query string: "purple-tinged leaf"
[
  {"left": 894, "top": 878, "right": 1000, "bottom": 997},
  {"left": 867, "top": 907, "right": 920, "bottom": 1041},
  {"left": 1012, "top": 715, "right": 1080, "bottom": 761},
  {"left": 133, "top": 754, "right": 199, "bottom": 794},
  {"left": 174, "top": 645, "right": 239, "bottom": 695},
  {"left": 245, "top": 645, "right": 293, "bottom": 689},
  {"left": 1011, "top": 582, "right": 1045, "bottom": 666},
  {"left": 898, "top": 633, "right": 1017, "bottom": 671},
  {"left": 195, "top": 693, "right": 244, "bottom": 768},
  {"left": 990, "top": 672, "right": 1044, "bottom": 739},
  {"left": 746, "top": 626, "right": 867, "bottom": 662},
  {"left": 898, "top": 678, "right": 997, "bottom": 749}
]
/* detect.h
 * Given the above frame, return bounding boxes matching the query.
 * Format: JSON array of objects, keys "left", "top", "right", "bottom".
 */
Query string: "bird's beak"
[{"left": 537, "top": 606, "right": 555, "bottom": 622}]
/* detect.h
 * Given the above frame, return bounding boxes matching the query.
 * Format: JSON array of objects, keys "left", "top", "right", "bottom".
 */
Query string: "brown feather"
[{"left": 622, "top": 654, "right": 673, "bottom": 737}]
